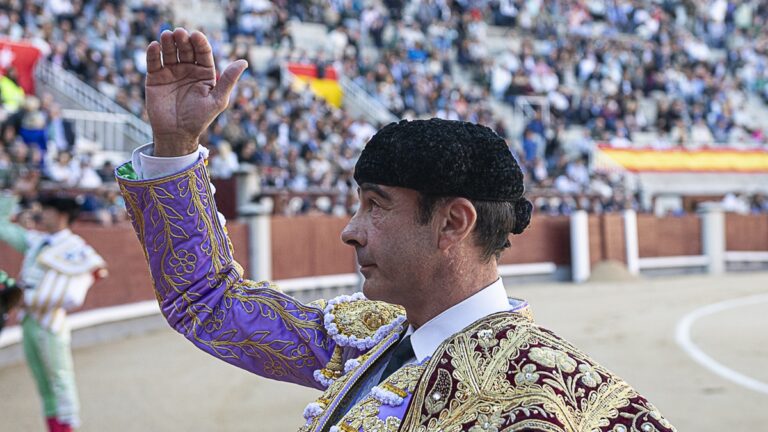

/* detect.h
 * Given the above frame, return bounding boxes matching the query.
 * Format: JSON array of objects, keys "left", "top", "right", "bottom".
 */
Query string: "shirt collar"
[{"left": 407, "top": 278, "right": 522, "bottom": 362}]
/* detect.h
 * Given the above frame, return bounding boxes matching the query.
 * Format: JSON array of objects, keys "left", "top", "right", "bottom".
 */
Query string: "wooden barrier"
[
  {"left": 269, "top": 215, "right": 571, "bottom": 280},
  {"left": 270, "top": 216, "right": 355, "bottom": 280},
  {"left": 501, "top": 215, "right": 570, "bottom": 265},
  {"left": 637, "top": 214, "right": 702, "bottom": 258},
  {"left": 0, "top": 221, "right": 250, "bottom": 326},
  {"left": 588, "top": 213, "right": 627, "bottom": 266},
  {"left": 2, "top": 213, "right": 767, "bottom": 323},
  {"left": 726, "top": 214, "right": 768, "bottom": 251}
]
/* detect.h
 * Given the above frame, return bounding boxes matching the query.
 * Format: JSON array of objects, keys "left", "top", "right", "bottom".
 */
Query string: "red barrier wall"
[
  {"left": 271, "top": 216, "right": 355, "bottom": 280},
  {"left": 588, "top": 214, "right": 627, "bottom": 266},
  {"left": 500, "top": 215, "right": 571, "bottom": 265},
  {"left": 269, "top": 215, "right": 571, "bottom": 280},
  {"left": 726, "top": 214, "right": 768, "bottom": 251},
  {"left": 637, "top": 214, "right": 702, "bottom": 257},
  {"left": 3, "top": 213, "right": 766, "bottom": 322},
  {"left": 0, "top": 221, "right": 250, "bottom": 325}
]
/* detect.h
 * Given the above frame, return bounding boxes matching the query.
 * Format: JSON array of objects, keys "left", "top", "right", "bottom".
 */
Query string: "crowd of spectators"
[
  {"left": 0, "top": 84, "right": 125, "bottom": 223},
  {"left": 0, "top": 1, "right": 125, "bottom": 226},
  {"left": 473, "top": 0, "right": 768, "bottom": 151},
  {"left": 1, "top": 0, "right": 767, "bottom": 218},
  {"left": 206, "top": 77, "right": 383, "bottom": 215}
]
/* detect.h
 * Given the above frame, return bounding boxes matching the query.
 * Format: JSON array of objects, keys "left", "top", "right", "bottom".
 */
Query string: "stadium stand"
[{"left": 0, "top": 0, "right": 767, "bottom": 219}]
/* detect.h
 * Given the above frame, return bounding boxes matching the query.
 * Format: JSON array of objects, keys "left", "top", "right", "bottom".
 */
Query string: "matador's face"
[{"left": 341, "top": 183, "right": 436, "bottom": 306}]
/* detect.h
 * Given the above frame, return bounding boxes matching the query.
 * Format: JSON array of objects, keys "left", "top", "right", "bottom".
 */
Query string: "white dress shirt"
[
  {"left": 406, "top": 278, "right": 525, "bottom": 362},
  {"left": 131, "top": 143, "right": 205, "bottom": 180},
  {"left": 19, "top": 228, "right": 72, "bottom": 288}
]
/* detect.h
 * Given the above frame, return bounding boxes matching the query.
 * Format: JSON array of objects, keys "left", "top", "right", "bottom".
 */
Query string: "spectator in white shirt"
[
  {"left": 46, "top": 151, "right": 80, "bottom": 187},
  {"left": 208, "top": 141, "right": 240, "bottom": 179}
]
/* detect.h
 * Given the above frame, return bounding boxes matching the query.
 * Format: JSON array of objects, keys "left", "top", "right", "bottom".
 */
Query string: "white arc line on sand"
[{"left": 675, "top": 293, "right": 768, "bottom": 395}]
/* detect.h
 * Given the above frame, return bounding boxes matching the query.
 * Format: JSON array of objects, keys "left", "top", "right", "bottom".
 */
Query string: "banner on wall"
[
  {"left": 0, "top": 39, "right": 42, "bottom": 94},
  {"left": 596, "top": 145, "right": 768, "bottom": 173}
]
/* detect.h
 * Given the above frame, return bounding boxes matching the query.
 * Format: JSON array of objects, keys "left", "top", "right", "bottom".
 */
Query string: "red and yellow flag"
[
  {"left": 597, "top": 145, "right": 768, "bottom": 173},
  {"left": 287, "top": 63, "right": 343, "bottom": 108}
]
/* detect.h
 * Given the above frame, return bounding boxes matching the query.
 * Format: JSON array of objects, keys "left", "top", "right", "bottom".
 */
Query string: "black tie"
[{"left": 378, "top": 335, "right": 414, "bottom": 383}]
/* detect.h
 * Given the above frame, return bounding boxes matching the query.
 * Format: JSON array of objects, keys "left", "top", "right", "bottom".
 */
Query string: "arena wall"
[
  {"left": 0, "top": 222, "right": 250, "bottom": 327},
  {"left": 588, "top": 213, "right": 628, "bottom": 265},
  {"left": 500, "top": 216, "right": 571, "bottom": 266},
  {"left": 2, "top": 213, "right": 767, "bottom": 325},
  {"left": 726, "top": 214, "right": 768, "bottom": 251},
  {"left": 637, "top": 214, "right": 702, "bottom": 258},
  {"left": 271, "top": 216, "right": 355, "bottom": 279}
]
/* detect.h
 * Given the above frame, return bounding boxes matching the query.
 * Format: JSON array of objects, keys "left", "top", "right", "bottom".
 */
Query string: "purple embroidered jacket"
[{"left": 117, "top": 157, "right": 342, "bottom": 388}]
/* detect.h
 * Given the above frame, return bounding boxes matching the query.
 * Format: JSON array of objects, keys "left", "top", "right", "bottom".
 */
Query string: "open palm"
[{"left": 145, "top": 29, "right": 247, "bottom": 157}]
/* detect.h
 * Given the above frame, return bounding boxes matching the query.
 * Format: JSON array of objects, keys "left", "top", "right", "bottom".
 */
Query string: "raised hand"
[{"left": 145, "top": 28, "right": 248, "bottom": 157}]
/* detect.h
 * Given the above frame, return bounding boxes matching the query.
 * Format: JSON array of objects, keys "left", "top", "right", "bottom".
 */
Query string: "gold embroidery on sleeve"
[{"left": 139, "top": 163, "right": 329, "bottom": 382}]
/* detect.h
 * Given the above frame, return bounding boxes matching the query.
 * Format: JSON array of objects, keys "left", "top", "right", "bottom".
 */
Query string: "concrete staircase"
[
  {"left": 169, "top": 0, "right": 225, "bottom": 31},
  {"left": 35, "top": 61, "right": 152, "bottom": 162}
]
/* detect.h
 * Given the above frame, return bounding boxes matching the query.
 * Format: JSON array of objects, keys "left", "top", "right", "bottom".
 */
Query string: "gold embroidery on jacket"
[
  {"left": 331, "top": 300, "right": 405, "bottom": 340},
  {"left": 401, "top": 313, "right": 676, "bottom": 432},
  {"left": 128, "top": 163, "right": 329, "bottom": 382},
  {"left": 119, "top": 183, "right": 146, "bottom": 252},
  {"left": 424, "top": 368, "right": 451, "bottom": 415},
  {"left": 336, "top": 364, "right": 425, "bottom": 432}
]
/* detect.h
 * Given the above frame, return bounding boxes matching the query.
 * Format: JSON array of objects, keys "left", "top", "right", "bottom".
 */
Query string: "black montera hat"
[
  {"left": 354, "top": 118, "right": 532, "bottom": 234},
  {"left": 354, "top": 118, "right": 525, "bottom": 201}
]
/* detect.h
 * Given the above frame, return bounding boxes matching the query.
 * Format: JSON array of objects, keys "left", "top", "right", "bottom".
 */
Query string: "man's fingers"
[
  {"left": 190, "top": 31, "right": 214, "bottom": 68},
  {"left": 211, "top": 60, "right": 248, "bottom": 110},
  {"left": 160, "top": 30, "right": 177, "bottom": 66},
  {"left": 146, "top": 41, "right": 162, "bottom": 73},
  {"left": 173, "top": 28, "right": 195, "bottom": 63}
]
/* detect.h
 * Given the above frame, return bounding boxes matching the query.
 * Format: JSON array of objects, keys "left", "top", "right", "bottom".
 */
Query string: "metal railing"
[
  {"left": 338, "top": 75, "right": 398, "bottom": 126},
  {"left": 61, "top": 109, "right": 130, "bottom": 154},
  {"left": 35, "top": 60, "right": 152, "bottom": 151},
  {"left": 514, "top": 95, "right": 550, "bottom": 133}
]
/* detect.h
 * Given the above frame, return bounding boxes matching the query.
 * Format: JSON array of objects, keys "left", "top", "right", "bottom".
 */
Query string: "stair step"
[{"left": 169, "top": 0, "right": 225, "bottom": 30}]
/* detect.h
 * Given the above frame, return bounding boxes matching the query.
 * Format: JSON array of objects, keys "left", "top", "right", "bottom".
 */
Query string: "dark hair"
[
  {"left": 39, "top": 195, "right": 82, "bottom": 224},
  {"left": 417, "top": 194, "right": 533, "bottom": 262}
]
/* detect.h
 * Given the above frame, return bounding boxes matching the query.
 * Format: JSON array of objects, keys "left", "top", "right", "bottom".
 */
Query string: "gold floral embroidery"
[
  {"left": 120, "top": 163, "right": 329, "bottom": 384},
  {"left": 468, "top": 411, "right": 505, "bottom": 432},
  {"left": 476, "top": 327, "right": 498, "bottom": 350},
  {"left": 620, "top": 402, "right": 676, "bottom": 432},
  {"left": 529, "top": 347, "right": 577, "bottom": 373},
  {"left": 336, "top": 363, "right": 425, "bottom": 432},
  {"left": 514, "top": 364, "right": 540, "bottom": 386},
  {"left": 119, "top": 183, "right": 147, "bottom": 253},
  {"left": 330, "top": 299, "right": 405, "bottom": 341},
  {"left": 578, "top": 363, "right": 602, "bottom": 388},
  {"left": 401, "top": 313, "right": 675, "bottom": 432},
  {"left": 382, "top": 363, "right": 424, "bottom": 395}
]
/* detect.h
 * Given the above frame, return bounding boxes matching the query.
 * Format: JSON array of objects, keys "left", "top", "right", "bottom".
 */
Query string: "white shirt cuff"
[{"left": 131, "top": 143, "right": 210, "bottom": 180}]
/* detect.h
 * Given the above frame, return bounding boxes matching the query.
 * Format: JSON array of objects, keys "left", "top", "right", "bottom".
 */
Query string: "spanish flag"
[
  {"left": 287, "top": 63, "right": 343, "bottom": 108},
  {"left": 596, "top": 145, "right": 768, "bottom": 173}
]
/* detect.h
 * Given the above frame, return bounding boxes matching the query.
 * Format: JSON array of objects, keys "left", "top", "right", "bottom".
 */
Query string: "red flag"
[{"left": 0, "top": 39, "right": 42, "bottom": 94}]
